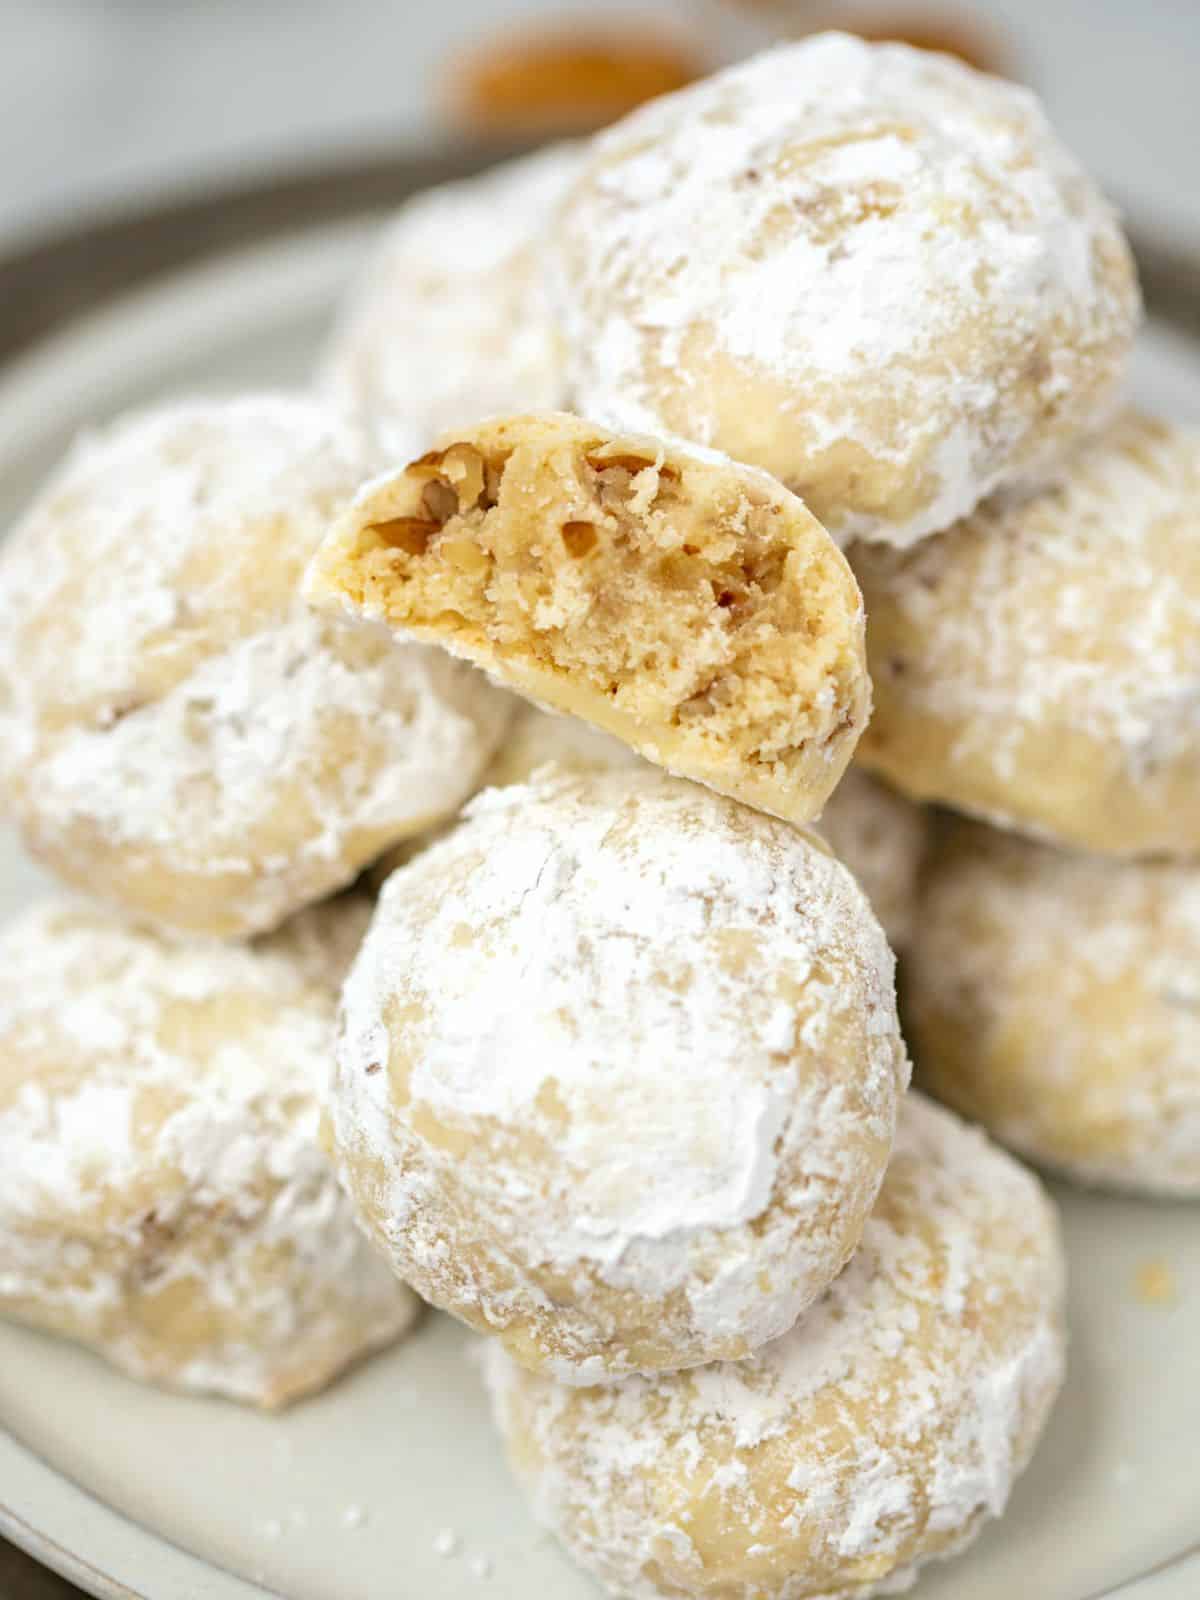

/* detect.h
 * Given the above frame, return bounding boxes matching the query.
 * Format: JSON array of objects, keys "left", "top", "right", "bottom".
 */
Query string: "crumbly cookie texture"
[
  {"left": 0, "top": 894, "right": 419, "bottom": 1407},
  {"left": 332, "top": 768, "right": 907, "bottom": 1383},
  {"left": 306, "top": 412, "right": 870, "bottom": 827},
  {"left": 320, "top": 144, "right": 581, "bottom": 464},
  {"left": 908, "top": 819, "right": 1200, "bottom": 1195},
  {"left": 484, "top": 1091, "right": 1066, "bottom": 1600},
  {"left": 853, "top": 412, "right": 1200, "bottom": 856},
  {"left": 551, "top": 32, "right": 1138, "bottom": 548},
  {"left": 0, "top": 395, "right": 512, "bottom": 939},
  {"left": 817, "top": 769, "right": 928, "bottom": 952}
]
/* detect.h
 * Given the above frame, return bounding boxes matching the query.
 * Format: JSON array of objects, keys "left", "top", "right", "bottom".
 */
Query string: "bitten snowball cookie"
[
  {"left": 307, "top": 412, "right": 870, "bottom": 828},
  {"left": 0, "top": 396, "right": 511, "bottom": 938},
  {"left": 908, "top": 820, "right": 1200, "bottom": 1195},
  {"left": 0, "top": 895, "right": 420, "bottom": 1407},
  {"left": 552, "top": 33, "right": 1138, "bottom": 548},
  {"left": 321, "top": 144, "right": 581, "bottom": 463},
  {"left": 818, "top": 770, "right": 927, "bottom": 952},
  {"left": 331, "top": 769, "right": 907, "bottom": 1382},
  {"left": 853, "top": 412, "right": 1200, "bottom": 855},
  {"left": 484, "top": 1092, "right": 1066, "bottom": 1600}
]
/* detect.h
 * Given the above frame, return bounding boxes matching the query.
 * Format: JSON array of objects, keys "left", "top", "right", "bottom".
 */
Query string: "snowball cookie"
[
  {"left": 0, "top": 894, "right": 420, "bottom": 1407},
  {"left": 907, "top": 820, "right": 1200, "bottom": 1195},
  {"left": 321, "top": 144, "right": 581, "bottom": 464},
  {"left": 484, "top": 1091, "right": 1066, "bottom": 1600},
  {"left": 0, "top": 395, "right": 512, "bottom": 938},
  {"left": 817, "top": 770, "right": 927, "bottom": 951},
  {"left": 853, "top": 412, "right": 1200, "bottom": 855},
  {"left": 306, "top": 412, "right": 870, "bottom": 828},
  {"left": 551, "top": 33, "right": 1139, "bottom": 549},
  {"left": 331, "top": 768, "right": 907, "bottom": 1383}
]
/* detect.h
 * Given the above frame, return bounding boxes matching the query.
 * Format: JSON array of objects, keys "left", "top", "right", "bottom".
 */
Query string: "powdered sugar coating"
[
  {"left": 372, "top": 716, "right": 923, "bottom": 952},
  {"left": 368, "top": 701, "right": 637, "bottom": 888},
  {"left": 484, "top": 1092, "right": 1066, "bottom": 1600},
  {"left": 468, "top": 706, "right": 922, "bottom": 951},
  {"left": 321, "top": 145, "right": 582, "bottom": 464},
  {"left": 480, "top": 713, "right": 924, "bottom": 950},
  {"left": 909, "top": 820, "right": 1200, "bottom": 1194},
  {"left": 818, "top": 769, "right": 927, "bottom": 951},
  {"left": 332, "top": 767, "right": 907, "bottom": 1383},
  {"left": 0, "top": 894, "right": 419, "bottom": 1407},
  {"left": 854, "top": 411, "right": 1200, "bottom": 855},
  {"left": 552, "top": 33, "right": 1138, "bottom": 547},
  {"left": 0, "top": 395, "right": 512, "bottom": 937}
]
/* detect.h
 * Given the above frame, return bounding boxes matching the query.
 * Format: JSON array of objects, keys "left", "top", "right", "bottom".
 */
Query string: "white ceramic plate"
[{"left": 0, "top": 219, "right": 1198, "bottom": 1600}]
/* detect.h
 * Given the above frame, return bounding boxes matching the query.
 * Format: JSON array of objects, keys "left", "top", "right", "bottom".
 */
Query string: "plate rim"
[
  {"left": 0, "top": 1427, "right": 269, "bottom": 1600},
  {"left": 0, "top": 169, "right": 1199, "bottom": 1600}
]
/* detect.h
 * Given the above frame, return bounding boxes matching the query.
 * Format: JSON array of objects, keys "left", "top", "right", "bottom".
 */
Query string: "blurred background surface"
[{"left": 2, "top": 0, "right": 1198, "bottom": 252}]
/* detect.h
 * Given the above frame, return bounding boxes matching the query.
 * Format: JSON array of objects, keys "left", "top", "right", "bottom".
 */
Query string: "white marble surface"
[{"left": 1, "top": 0, "right": 1198, "bottom": 249}]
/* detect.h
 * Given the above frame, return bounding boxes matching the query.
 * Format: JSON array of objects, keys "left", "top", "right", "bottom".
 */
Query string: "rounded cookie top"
[
  {"left": 0, "top": 893, "right": 419, "bottom": 1407},
  {"left": 321, "top": 144, "right": 582, "bottom": 463},
  {"left": 854, "top": 411, "right": 1200, "bottom": 856},
  {"left": 485, "top": 1091, "right": 1066, "bottom": 1600},
  {"left": 552, "top": 32, "right": 1138, "bottom": 547},
  {"left": 331, "top": 767, "right": 907, "bottom": 1382},
  {"left": 908, "top": 819, "right": 1200, "bottom": 1195},
  {"left": 0, "top": 394, "right": 511, "bottom": 937}
]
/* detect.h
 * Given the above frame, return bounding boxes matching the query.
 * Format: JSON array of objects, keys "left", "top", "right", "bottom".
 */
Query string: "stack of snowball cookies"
[{"left": 4, "top": 31, "right": 1196, "bottom": 1600}]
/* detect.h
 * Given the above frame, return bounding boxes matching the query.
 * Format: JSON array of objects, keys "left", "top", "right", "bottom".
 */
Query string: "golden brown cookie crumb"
[{"left": 1134, "top": 1259, "right": 1177, "bottom": 1307}]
